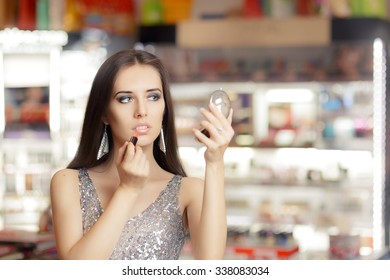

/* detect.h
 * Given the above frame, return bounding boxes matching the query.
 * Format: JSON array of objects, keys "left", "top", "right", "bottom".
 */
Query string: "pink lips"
[{"left": 132, "top": 123, "right": 151, "bottom": 135}]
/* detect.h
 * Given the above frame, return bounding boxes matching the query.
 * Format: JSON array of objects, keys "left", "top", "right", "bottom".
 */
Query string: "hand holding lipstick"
[{"left": 116, "top": 132, "right": 149, "bottom": 190}]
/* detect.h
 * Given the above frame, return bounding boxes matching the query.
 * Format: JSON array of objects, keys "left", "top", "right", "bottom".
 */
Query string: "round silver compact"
[{"left": 201, "top": 89, "right": 231, "bottom": 138}]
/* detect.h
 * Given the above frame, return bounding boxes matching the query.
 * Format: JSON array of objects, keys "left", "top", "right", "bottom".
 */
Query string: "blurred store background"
[{"left": 0, "top": 0, "right": 390, "bottom": 260}]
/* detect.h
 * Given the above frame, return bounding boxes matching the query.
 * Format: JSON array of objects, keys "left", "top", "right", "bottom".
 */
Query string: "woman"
[{"left": 50, "top": 49, "right": 234, "bottom": 260}]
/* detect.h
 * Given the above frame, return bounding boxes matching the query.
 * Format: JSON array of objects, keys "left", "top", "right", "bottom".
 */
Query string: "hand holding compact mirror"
[{"left": 201, "top": 89, "right": 232, "bottom": 138}]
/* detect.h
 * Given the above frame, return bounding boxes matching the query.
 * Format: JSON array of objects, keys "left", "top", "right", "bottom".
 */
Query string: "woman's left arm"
[{"left": 187, "top": 103, "right": 234, "bottom": 259}]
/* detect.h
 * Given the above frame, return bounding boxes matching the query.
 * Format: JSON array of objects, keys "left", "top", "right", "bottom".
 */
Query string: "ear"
[{"left": 101, "top": 116, "right": 109, "bottom": 125}]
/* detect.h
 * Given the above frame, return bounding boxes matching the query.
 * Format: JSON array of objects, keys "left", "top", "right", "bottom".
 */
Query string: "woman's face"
[{"left": 105, "top": 64, "right": 165, "bottom": 147}]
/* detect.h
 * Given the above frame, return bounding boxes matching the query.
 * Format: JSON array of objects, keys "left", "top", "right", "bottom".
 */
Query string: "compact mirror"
[
  {"left": 209, "top": 88, "right": 231, "bottom": 118},
  {"left": 201, "top": 89, "right": 231, "bottom": 138}
]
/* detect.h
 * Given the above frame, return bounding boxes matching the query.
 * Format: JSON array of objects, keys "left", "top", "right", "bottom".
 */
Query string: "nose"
[{"left": 134, "top": 99, "right": 147, "bottom": 118}]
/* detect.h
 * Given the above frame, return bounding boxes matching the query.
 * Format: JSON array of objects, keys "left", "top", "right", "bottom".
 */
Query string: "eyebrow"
[{"left": 114, "top": 88, "right": 162, "bottom": 97}]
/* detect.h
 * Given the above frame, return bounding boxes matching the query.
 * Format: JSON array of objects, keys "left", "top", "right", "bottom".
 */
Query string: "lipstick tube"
[{"left": 129, "top": 135, "right": 138, "bottom": 145}]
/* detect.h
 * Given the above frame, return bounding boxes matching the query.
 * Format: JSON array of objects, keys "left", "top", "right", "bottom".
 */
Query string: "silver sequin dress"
[{"left": 78, "top": 168, "right": 188, "bottom": 260}]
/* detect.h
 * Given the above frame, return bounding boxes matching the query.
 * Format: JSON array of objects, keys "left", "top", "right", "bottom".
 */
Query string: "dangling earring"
[
  {"left": 159, "top": 127, "right": 166, "bottom": 154},
  {"left": 97, "top": 124, "right": 109, "bottom": 160}
]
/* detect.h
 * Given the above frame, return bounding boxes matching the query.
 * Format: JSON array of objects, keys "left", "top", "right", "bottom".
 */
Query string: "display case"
[
  {"left": 0, "top": 28, "right": 68, "bottom": 231},
  {"left": 172, "top": 80, "right": 379, "bottom": 259},
  {"left": 1, "top": 17, "right": 388, "bottom": 260},
  {"left": 141, "top": 18, "right": 390, "bottom": 259}
]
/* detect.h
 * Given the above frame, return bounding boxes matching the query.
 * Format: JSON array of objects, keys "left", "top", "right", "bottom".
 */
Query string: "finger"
[
  {"left": 194, "top": 126, "right": 227, "bottom": 147},
  {"left": 209, "top": 102, "right": 228, "bottom": 121},
  {"left": 199, "top": 120, "right": 225, "bottom": 139},
  {"left": 122, "top": 141, "right": 136, "bottom": 163},
  {"left": 193, "top": 128, "right": 214, "bottom": 146},
  {"left": 211, "top": 103, "right": 233, "bottom": 128},
  {"left": 131, "top": 145, "right": 144, "bottom": 162},
  {"left": 227, "top": 108, "right": 233, "bottom": 124},
  {"left": 200, "top": 107, "right": 221, "bottom": 129},
  {"left": 204, "top": 104, "right": 232, "bottom": 130},
  {"left": 116, "top": 141, "right": 129, "bottom": 166}
]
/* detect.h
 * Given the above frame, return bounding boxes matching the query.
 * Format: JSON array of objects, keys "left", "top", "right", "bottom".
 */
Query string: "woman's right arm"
[
  {"left": 50, "top": 143, "right": 148, "bottom": 260},
  {"left": 50, "top": 169, "right": 139, "bottom": 259}
]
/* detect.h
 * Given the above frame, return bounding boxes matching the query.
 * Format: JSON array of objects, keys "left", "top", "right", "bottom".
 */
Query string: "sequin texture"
[{"left": 79, "top": 168, "right": 188, "bottom": 260}]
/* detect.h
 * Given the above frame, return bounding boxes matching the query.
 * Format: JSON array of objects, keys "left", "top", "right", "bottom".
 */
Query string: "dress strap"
[{"left": 78, "top": 168, "right": 103, "bottom": 233}]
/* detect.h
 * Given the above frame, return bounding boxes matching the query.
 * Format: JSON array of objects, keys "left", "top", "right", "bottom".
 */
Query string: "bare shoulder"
[
  {"left": 51, "top": 168, "right": 79, "bottom": 184},
  {"left": 180, "top": 176, "right": 204, "bottom": 206},
  {"left": 50, "top": 168, "right": 79, "bottom": 193},
  {"left": 181, "top": 176, "right": 204, "bottom": 189}
]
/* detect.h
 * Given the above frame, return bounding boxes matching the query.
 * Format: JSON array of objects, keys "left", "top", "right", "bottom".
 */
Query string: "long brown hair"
[{"left": 68, "top": 49, "right": 187, "bottom": 177}]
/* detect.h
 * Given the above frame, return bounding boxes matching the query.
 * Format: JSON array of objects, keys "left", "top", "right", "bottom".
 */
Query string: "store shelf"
[
  {"left": 138, "top": 18, "right": 390, "bottom": 46},
  {"left": 177, "top": 17, "right": 330, "bottom": 48},
  {"left": 180, "top": 239, "right": 299, "bottom": 260},
  {"left": 172, "top": 76, "right": 377, "bottom": 257},
  {"left": 226, "top": 243, "right": 299, "bottom": 260}
]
